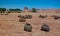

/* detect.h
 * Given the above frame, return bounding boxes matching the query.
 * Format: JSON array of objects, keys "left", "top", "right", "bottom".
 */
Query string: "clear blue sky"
[{"left": 0, "top": 0, "right": 60, "bottom": 9}]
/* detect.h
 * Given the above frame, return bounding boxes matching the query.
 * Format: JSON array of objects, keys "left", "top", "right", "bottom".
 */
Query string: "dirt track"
[{"left": 0, "top": 13, "right": 60, "bottom": 36}]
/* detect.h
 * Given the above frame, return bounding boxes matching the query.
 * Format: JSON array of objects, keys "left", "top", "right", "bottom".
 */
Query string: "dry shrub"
[
  {"left": 19, "top": 18, "right": 26, "bottom": 22},
  {"left": 18, "top": 15, "right": 21, "bottom": 18},
  {"left": 39, "top": 15, "right": 47, "bottom": 18},
  {"left": 41, "top": 24, "right": 50, "bottom": 32},
  {"left": 51, "top": 15, "right": 60, "bottom": 19},
  {"left": 24, "top": 23, "right": 32, "bottom": 32},
  {"left": 18, "top": 15, "right": 32, "bottom": 19},
  {"left": 5, "top": 14, "right": 8, "bottom": 15},
  {"left": 25, "top": 15, "right": 32, "bottom": 19}
]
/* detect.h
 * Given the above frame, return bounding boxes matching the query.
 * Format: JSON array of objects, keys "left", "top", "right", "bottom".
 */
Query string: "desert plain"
[{"left": 0, "top": 12, "right": 60, "bottom": 36}]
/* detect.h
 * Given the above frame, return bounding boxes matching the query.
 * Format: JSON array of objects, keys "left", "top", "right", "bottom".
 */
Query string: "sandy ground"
[{"left": 0, "top": 13, "right": 60, "bottom": 36}]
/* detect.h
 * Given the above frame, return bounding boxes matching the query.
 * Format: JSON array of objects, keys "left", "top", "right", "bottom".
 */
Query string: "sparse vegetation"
[
  {"left": 39, "top": 15, "right": 47, "bottom": 18},
  {"left": 0, "top": 8, "right": 6, "bottom": 13},
  {"left": 9, "top": 8, "right": 22, "bottom": 13},
  {"left": 18, "top": 15, "right": 32, "bottom": 19},
  {"left": 32, "top": 8, "right": 36, "bottom": 12},
  {"left": 0, "top": 12, "right": 60, "bottom": 36}
]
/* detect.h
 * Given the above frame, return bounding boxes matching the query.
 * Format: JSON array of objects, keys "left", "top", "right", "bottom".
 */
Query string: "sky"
[{"left": 0, "top": 0, "right": 60, "bottom": 9}]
